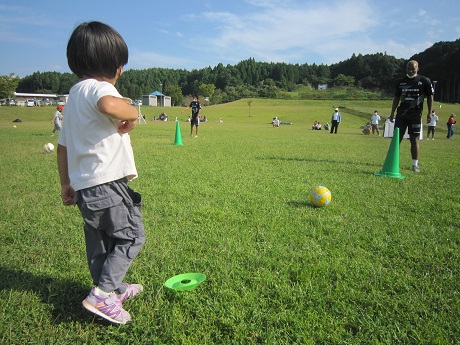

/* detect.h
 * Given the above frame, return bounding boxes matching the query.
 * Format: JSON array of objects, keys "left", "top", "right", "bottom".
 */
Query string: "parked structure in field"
[
  {"left": 142, "top": 91, "right": 171, "bottom": 107},
  {"left": 13, "top": 92, "right": 68, "bottom": 106}
]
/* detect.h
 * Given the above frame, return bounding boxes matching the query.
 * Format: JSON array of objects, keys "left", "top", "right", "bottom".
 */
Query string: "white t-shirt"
[
  {"left": 428, "top": 114, "right": 439, "bottom": 126},
  {"left": 53, "top": 110, "right": 63, "bottom": 126},
  {"left": 58, "top": 79, "right": 137, "bottom": 191},
  {"left": 371, "top": 114, "right": 381, "bottom": 125}
]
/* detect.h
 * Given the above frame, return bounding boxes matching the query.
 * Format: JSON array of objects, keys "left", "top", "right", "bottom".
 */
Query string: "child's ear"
[{"left": 116, "top": 66, "right": 124, "bottom": 78}]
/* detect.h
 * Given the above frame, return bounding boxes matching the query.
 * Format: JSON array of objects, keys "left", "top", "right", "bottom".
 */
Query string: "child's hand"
[
  {"left": 61, "top": 184, "right": 76, "bottom": 206},
  {"left": 118, "top": 119, "right": 137, "bottom": 134}
]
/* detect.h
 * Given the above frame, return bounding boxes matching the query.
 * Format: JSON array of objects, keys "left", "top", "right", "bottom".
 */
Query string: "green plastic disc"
[{"left": 164, "top": 273, "right": 206, "bottom": 291}]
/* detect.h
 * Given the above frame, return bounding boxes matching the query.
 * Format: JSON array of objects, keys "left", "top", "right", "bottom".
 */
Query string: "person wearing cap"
[
  {"left": 330, "top": 108, "right": 341, "bottom": 134},
  {"left": 51, "top": 105, "right": 64, "bottom": 136},
  {"left": 447, "top": 113, "right": 456, "bottom": 138},
  {"left": 426, "top": 110, "right": 438, "bottom": 140},
  {"left": 389, "top": 60, "right": 433, "bottom": 172}
]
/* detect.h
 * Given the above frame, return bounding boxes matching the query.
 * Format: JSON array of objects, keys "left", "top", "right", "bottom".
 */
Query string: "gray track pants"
[{"left": 77, "top": 178, "right": 146, "bottom": 293}]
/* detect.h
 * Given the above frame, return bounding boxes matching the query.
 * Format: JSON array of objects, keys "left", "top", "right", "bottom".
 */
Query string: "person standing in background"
[
  {"left": 371, "top": 110, "right": 381, "bottom": 136},
  {"left": 330, "top": 108, "right": 341, "bottom": 134},
  {"left": 181, "top": 94, "right": 201, "bottom": 137},
  {"left": 426, "top": 110, "right": 438, "bottom": 140},
  {"left": 447, "top": 114, "right": 456, "bottom": 138},
  {"left": 51, "top": 105, "right": 64, "bottom": 136}
]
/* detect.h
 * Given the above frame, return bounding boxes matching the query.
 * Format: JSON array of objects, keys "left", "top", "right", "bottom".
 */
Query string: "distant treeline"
[{"left": 16, "top": 39, "right": 460, "bottom": 104}]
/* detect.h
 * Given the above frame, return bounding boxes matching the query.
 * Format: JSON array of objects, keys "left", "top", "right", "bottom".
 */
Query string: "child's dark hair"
[{"left": 67, "top": 21, "right": 128, "bottom": 79}]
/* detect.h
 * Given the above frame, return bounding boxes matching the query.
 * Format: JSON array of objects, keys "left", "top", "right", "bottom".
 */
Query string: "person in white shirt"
[
  {"left": 426, "top": 110, "right": 439, "bottom": 140},
  {"left": 330, "top": 108, "right": 341, "bottom": 134},
  {"left": 57, "top": 21, "right": 145, "bottom": 325},
  {"left": 371, "top": 110, "right": 381, "bottom": 136},
  {"left": 51, "top": 105, "right": 64, "bottom": 136}
]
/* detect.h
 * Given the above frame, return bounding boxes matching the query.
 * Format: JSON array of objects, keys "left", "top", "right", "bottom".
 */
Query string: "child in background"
[
  {"left": 447, "top": 113, "right": 456, "bottom": 138},
  {"left": 371, "top": 110, "right": 381, "bottom": 136},
  {"left": 51, "top": 105, "right": 64, "bottom": 136},
  {"left": 57, "top": 21, "right": 146, "bottom": 324},
  {"left": 426, "top": 110, "right": 438, "bottom": 140}
]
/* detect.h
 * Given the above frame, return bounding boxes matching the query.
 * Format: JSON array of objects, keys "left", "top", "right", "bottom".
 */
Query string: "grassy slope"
[{"left": 0, "top": 100, "right": 459, "bottom": 344}]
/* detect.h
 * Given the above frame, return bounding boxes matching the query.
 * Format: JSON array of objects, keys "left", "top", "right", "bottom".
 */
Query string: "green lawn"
[{"left": 0, "top": 100, "right": 459, "bottom": 344}]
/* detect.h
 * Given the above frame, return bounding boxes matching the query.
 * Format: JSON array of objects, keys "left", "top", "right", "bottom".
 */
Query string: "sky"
[{"left": 1, "top": 0, "right": 460, "bottom": 78}]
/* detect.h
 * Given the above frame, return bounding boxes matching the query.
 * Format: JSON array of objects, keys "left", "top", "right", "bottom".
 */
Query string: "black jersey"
[
  {"left": 394, "top": 75, "right": 433, "bottom": 118},
  {"left": 189, "top": 101, "right": 201, "bottom": 118}
]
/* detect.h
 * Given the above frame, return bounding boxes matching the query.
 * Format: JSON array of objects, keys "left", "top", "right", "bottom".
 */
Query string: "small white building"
[
  {"left": 142, "top": 91, "right": 171, "bottom": 107},
  {"left": 14, "top": 92, "right": 68, "bottom": 106}
]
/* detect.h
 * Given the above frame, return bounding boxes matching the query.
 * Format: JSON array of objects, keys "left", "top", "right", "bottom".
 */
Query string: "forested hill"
[
  {"left": 15, "top": 39, "right": 460, "bottom": 104},
  {"left": 410, "top": 39, "right": 460, "bottom": 103}
]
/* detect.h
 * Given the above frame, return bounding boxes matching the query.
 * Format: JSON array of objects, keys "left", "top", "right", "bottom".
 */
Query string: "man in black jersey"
[
  {"left": 389, "top": 60, "right": 433, "bottom": 172},
  {"left": 181, "top": 94, "right": 201, "bottom": 137}
]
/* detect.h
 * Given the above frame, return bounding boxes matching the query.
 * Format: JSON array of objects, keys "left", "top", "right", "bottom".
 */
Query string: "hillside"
[{"left": 11, "top": 39, "right": 460, "bottom": 104}]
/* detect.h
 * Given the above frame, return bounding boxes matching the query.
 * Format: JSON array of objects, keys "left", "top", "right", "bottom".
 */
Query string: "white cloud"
[
  {"left": 418, "top": 9, "right": 427, "bottom": 17},
  {"left": 378, "top": 40, "right": 435, "bottom": 60},
  {"left": 244, "top": 0, "right": 285, "bottom": 9},
  {"left": 50, "top": 65, "right": 63, "bottom": 71},
  {"left": 192, "top": 0, "right": 378, "bottom": 64},
  {"left": 129, "top": 49, "right": 189, "bottom": 70}
]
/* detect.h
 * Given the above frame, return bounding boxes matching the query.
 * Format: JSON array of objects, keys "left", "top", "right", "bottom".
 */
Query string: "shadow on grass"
[
  {"left": 259, "top": 156, "right": 382, "bottom": 168},
  {"left": 287, "top": 200, "right": 313, "bottom": 208},
  {"left": 0, "top": 266, "right": 103, "bottom": 325}
]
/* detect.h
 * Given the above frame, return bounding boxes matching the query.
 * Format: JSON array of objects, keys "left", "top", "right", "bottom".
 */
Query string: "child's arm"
[
  {"left": 57, "top": 144, "right": 77, "bottom": 206},
  {"left": 97, "top": 96, "right": 138, "bottom": 120},
  {"left": 97, "top": 96, "right": 138, "bottom": 134}
]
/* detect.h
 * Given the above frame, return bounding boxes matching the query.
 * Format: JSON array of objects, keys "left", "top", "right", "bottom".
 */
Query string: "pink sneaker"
[
  {"left": 117, "top": 283, "right": 144, "bottom": 303},
  {"left": 82, "top": 287, "right": 131, "bottom": 324}
]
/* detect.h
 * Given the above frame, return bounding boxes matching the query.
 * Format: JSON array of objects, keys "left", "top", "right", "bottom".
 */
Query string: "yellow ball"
[{"left": 310, "top": 186, "right": 332, "bottom": 207}]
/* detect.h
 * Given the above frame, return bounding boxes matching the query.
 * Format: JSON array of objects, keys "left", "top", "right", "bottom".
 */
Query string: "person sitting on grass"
[
  {"left": 362, "top": 122, "right": 372, "bottom": 135},
  {"left": 312, "top": 121, "right": 322, "bottom": 130}
]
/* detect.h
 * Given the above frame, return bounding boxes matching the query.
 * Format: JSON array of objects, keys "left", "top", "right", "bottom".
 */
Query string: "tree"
[
  {"left": 164, "top": 84, "right": 182, "bottom": 106},
  {"left": 0, "top": 74, "right": 20, "bottom": 99},
  {"left": 333, "top": 74, "right": 355, "bottom": 87},
  {"left": 247, "top": 100, "right": 253, "bottom": 116},
  {"left": 213, "top": 63, "right": 231, "bottom": 90},
  {"left": 9, "top": 38, "right": 460, "bottom": 104},
  {"left": 199, "top": 83, "right": 215, "bottom": 102}
]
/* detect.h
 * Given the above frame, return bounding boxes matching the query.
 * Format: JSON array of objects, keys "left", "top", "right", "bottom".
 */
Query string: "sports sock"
[{"left": 94, "top": 287, "right": 112, "bottom": 298}]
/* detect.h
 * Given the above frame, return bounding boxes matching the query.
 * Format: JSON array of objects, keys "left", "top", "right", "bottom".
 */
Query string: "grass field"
[{"left": 0, "top": 100, "right": 459, "bottom": 344}]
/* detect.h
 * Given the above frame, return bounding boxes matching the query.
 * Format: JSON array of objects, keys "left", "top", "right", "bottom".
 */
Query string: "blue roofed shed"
[{"left": 142, "top": 91, "right": 171, "bottom": 107}]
